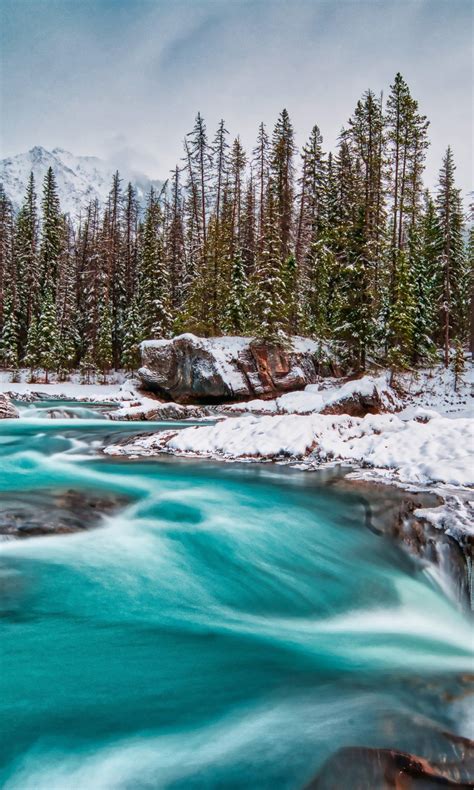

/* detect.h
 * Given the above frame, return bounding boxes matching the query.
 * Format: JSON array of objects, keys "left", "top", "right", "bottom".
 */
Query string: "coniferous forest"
[{"left": 0, "top": 73, "right": 471, "bottom": 381}]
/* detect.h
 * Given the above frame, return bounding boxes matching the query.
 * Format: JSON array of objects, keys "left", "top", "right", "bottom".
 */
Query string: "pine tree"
[
  {"left": 0, "top": 186, "right": 15, "bottom": 335},
  {"left": 386, "top": 249, "right": 415, "bottom": 369},
  {"left": 122, "top": 182, "right": 139, "bottom": 303},
  {"left": 56, "top": 217, "right": 78, "bottom": 378},
  {"left": 252, "top": 122, "right": 269, "bottom": 254},
  {"left": 251, "top": 187, "right": 286, "bottom": 341},
  {"left": 386, "top": 73, "right": 429, "bottom": 298},
  {"left": 139, "top": 188, "right": 172, "bottom": 338},
  {"left": 37, "top": 289, "right": 59, "bottom": 382},
  {"left": 95, "top": 300, "right": 114, "bottom": 380},
  {"left": 40, "top": 167, "right": 63, "bottom": 291},
  {"left": 436, "top": 147, "right": 468, "bottom": 365},
  {"left": 14, "top": 172, "right": 38, "bottom": 352},
  {"left": 224, "top": 252, "right": 248, "bottom": 334},
  {"left": 0, "top": 291, "right": 19, "bottom": 368},
  {"left": 166, "top": 166, "right": 187, "bottom": 310},
  {"left": 121, "top": 297, "right": 143, "bottom": 370},
  {"left": 410, "top": 195, "right": 441, "bottom": 363},
  {"left": 23, "top": 314, "right": 41, "bottom": 378},
  {"left": 102, "top": 172, "right": 125, "bottom": 366},
  {"left": 270, "top": 109, "right": 295, "bottom": 261}
]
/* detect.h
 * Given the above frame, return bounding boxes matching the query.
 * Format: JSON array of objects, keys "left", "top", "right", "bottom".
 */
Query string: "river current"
[{"left": 0, "top": 402, "right": 472, "bottom": 788}]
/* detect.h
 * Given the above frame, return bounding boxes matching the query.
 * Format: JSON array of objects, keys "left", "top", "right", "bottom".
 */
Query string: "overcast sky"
[{"left": 1, "top": 0, "right": 472, "bottom": 197}]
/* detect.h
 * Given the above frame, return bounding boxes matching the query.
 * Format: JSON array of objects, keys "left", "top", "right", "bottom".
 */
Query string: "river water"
[{"left": 0, "top": 402, "right": 472, "bottom": 788}]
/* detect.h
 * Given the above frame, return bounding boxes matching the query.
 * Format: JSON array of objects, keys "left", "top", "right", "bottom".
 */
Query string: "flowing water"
[{"left": 0, "top": 402, "right": 472, "bottom": 789}]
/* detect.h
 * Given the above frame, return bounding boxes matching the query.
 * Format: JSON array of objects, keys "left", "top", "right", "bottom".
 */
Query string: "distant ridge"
[{"left": 0, "top": 146, "right": 163, "bottom": 218}]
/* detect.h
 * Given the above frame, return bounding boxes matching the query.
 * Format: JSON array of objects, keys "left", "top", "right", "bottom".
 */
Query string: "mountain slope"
[{"left": 0, "top": 146, "right": 163, "bottom": 217}]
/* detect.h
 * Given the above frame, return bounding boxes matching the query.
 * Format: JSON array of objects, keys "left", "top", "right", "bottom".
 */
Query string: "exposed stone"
[
  {"left": 319, "top": 379, "right": 399, "bottom": 417},
  {"left": 0, "top": 489, "right": 130, "bottom": 540},
  {"left": 0, "top": 393, "right": 19, "bottom": 419},
  {"left": 306, "top": 744, "right": 474, "bottom": 788},
  {"left": 138, "top": 334, "right": 326, "bottom": 404}
]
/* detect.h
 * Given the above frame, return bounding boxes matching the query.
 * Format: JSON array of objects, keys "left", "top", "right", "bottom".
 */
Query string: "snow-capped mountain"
[{"left": 0, "top": 146, "right": 163, "bottom": 218}]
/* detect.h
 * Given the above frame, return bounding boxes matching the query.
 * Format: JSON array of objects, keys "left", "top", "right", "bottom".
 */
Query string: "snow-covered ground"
[
  {"left": 220, "top": 373, "right": 400, "bottom": 415},
  {"left": 0, "top": 371, "right": 130, "bottom": 402},
  {"left": 103, "top": 365, "right": 473, "bottom": 496},
  {"left": 2, "top": 364, "right": 472, "bottom": 495}
]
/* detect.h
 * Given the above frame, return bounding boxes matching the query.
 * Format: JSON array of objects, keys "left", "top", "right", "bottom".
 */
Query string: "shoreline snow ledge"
[{"left": 104, "top": 411, "right": 473, "bottom": 488}]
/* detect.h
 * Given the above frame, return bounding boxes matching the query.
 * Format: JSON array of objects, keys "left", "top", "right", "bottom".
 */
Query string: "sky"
[{"left": 0, "top": 0, "right": 472, "bottom": 197}]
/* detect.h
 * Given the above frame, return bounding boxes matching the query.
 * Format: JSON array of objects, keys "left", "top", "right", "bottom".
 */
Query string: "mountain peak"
[{"left": 0, "top": 146, "right": 162, "bottom": 217}]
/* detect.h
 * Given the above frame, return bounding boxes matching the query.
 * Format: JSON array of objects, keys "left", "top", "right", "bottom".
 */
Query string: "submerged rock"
[
  {"left": 138, "top": 334, "right": 331, "bottom": 404},
  {"left": 0, "top": 393, "right": 19, "bottom": 419},
  {"left": 0, "top": 489, "right": 130, "bottom": 540}
]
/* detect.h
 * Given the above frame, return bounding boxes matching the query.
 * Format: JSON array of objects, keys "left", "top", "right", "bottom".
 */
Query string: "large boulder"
[
  {"left": 0, "top": 393, "right": 19, "bottom": 419},
  {"left": 138, "top": 334, "right": 326, "bottom": 405}
]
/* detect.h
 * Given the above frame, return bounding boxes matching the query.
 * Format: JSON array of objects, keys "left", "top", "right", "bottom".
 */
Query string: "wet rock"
[
  {"left": 0, "top": 393, "right": 19, "bottom": 419},
  {"left": 334, "top": 477, "right": 473, "bottom": 610},
  {"left": 306, "top": 744, "right": 474, "bottom": 788},
  {"left": 0, "top": 489, "right": 130, "bottom": 540},
  {"left": 138, "top": 334, "right": 327, "bottom": 404}
]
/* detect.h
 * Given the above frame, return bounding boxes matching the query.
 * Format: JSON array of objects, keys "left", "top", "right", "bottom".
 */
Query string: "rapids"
[{"left": 0, "top": 401, "right": 472, "bottom": 789}]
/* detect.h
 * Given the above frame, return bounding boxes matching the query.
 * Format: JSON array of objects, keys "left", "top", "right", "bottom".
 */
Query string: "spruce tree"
[
  {"left": 0, "top": 292, "right": 19, "bottom": 368},
  {"left": 15, "top": 172, "right": 38, "bottom": 352},
  {"left": 40, "top": 167, "right": 63, "bottom": 291},
  {"left": 251, "top": 187, "right": 286, "bottom": 342},
  {"left": 139, "top": 188, "right": 172, "bottom": 338},
  {"left": 436, "top": 147, "right": 468, "bottom": 365},
  {"left": 23, "top": 314, "right": 41, "bottom": 378},
  {"left": 224, "top": 252, "right": 248, "bottom": 334},
  {"left": 37, "top": 289, "right": 59, "bottom": 382},
  {"left": 386, "top": 249, "right": 415, "bottom": 369},
  {"left": 270, "top": 109, "right": 295, "bottom": 261},
  {"left": 95, "top": 300, "right": 114, "bottom": 380},
  {"left": 410, "top": 196, "right": 441, "bottom": 363},
  {"left": 0, "top": 186, "right": 15, "bottom": 335},
  {"left": 121, "top": 298, "right": 143, "bottom": 370}
]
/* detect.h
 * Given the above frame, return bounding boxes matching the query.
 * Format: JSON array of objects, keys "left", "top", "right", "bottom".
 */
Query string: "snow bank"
[
  {"left": 109, "top": 411, "right": 473, "bottom": 488},
  {"left": 221, "top": 374, "right": 400, "bottom": 415}
]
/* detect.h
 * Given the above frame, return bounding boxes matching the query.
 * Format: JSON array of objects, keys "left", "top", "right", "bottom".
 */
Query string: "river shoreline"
[{"left": 0, "top": 397, "right": 472, "bottom": 787}]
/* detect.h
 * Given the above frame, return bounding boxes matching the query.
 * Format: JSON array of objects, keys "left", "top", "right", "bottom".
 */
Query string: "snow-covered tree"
[
  {"left": 37, "top": 289, "right": 59, "bottom": 382},
  {"left": 95, "top": 301, "right": 114, "bottom": 380},
  {"left": 121, "top": 298, "right": 143, "bottom": 370},
  {"left": 0, "top": 292, "right": 19, "bottom": 368}
]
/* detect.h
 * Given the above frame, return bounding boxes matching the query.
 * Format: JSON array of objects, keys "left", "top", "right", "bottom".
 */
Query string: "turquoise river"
[{"left": 0, "top": 401, "right": 472, "bottom": 788}]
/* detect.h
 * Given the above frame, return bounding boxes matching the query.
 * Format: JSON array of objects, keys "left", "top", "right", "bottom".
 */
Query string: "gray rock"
[
  {"left": 138, "top": 334, "right": 328, "bottom": 405},
  {"left": 0, "top": 393, "right": 19, "bottom": 419}
]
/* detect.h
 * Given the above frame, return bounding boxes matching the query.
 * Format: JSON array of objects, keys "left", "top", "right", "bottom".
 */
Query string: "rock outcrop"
[
  {"left": 138, "top": 334, "right": 328, "bottom": 404},
  {"left": 306, "top": 743, "right": 474, "bottom": 788},
  {"left": 0, "top": 393, "right": 19, "bottom": 419}
]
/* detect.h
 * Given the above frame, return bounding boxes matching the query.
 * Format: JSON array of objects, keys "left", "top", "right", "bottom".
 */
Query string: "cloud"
[{"left": 1, "top": 0, "right": 472, "bottom": 196}]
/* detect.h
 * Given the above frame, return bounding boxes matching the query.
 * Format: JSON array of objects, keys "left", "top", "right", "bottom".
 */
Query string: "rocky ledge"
[
  {"left": 306, "top": 739, "right": 474, "bottom": 788},
  {"left": 0, "top": 393, "right": 19, "bottom": 419},
  {"left": 138, "top": 334, "right": 336, "bottom": 404}
]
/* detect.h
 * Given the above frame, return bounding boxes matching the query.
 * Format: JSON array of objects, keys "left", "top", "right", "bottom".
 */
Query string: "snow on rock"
[
  {"left": 221, "top": 374, "right": 401, "bottom": 416},
  {"left": 139, "top": 334, "right": 326, "bottom": 404},
  {"left": 0, "top": 393, "right": 19, "bottom": 419},
  {"left": 109, "top": 410, "right": 474, "bottom": 489}
]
